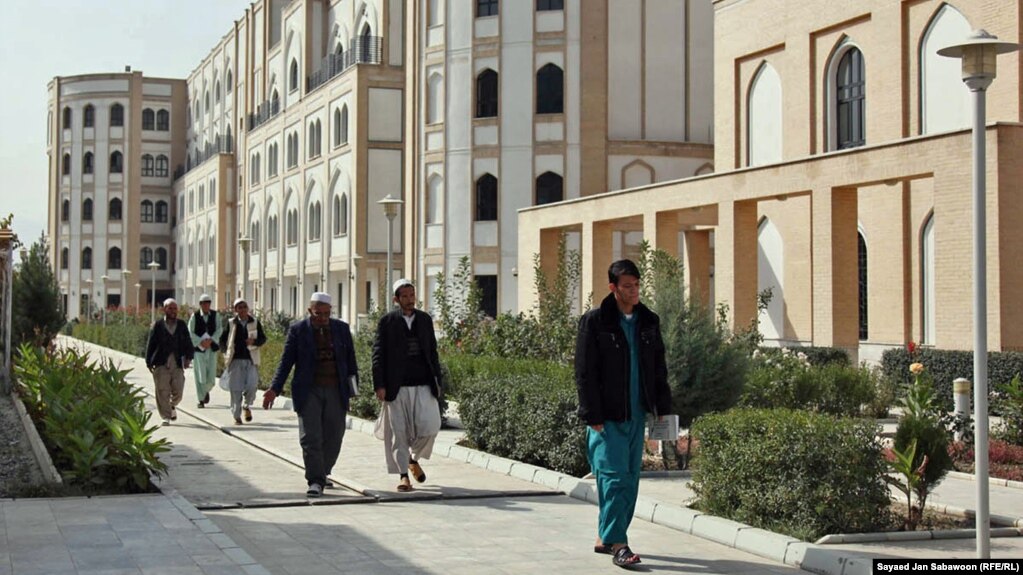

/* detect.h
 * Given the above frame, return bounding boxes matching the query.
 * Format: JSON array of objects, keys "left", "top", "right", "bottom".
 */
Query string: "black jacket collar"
[{"left": 598, "top": 291, "right": 654, "bottom": 327}]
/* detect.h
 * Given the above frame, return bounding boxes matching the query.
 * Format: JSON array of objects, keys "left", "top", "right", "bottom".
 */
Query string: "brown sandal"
[{"left": 397, "top": 477, "right": 413, "bottom": 492}]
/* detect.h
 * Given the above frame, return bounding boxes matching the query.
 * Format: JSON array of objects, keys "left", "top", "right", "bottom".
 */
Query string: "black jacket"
[
  {"left": 270, "top": 318, "right": 358, "bottom": 412},
  {"left": 574, "top": 292, "right": 671, "bottom": 425},
  {"left": 145, "top": 318, "right": 195, "bottom": 370},
  {"left": 372, "top": 309, "right": 442, "bottom": 402}
]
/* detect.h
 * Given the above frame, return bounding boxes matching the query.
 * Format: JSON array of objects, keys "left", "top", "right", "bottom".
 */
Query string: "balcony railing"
[
  {"left": 174, "top": 135, "right": 233, "bottom": 181},
  {"left": 247, "top": 99, "right": 281, "bottom": 132},
  {"left": 307, "top": 36, "right": 383, "bottom": 93}
]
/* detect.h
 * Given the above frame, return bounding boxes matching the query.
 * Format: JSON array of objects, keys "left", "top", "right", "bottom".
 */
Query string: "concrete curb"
[
  {"left": 947, "top": 469, "right": 1023, "bottom": 490},
  {"left": 10, "top": 390, "right": 62, "bottom": 485}
]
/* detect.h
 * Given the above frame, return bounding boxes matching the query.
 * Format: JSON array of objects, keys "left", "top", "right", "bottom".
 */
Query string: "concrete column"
[
  {"left": 811, "top": 186, "right": 859, "bottom": 351},
  {"left": 590, "top": 221, "right": 615, "bottom": 308},
  {"left": 538, "top": 227, "right": 563, "bottom": 299},
  {"left": 650, "top": 211, "right": 681, "bottom": 259},
  {"left": 714, "top": 200, "right": 758, "bottom": 332},
  {"left": 684, "top": 229, "right": 711, "bottom": 306}
]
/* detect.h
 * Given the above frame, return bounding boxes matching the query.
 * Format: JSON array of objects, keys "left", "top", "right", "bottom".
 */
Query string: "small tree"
[{"left": 12, "top": 234, "right": 64, "bottom": 350}]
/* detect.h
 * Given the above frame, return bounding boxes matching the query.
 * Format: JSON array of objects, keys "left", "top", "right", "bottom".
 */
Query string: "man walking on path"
[
  {"left": 145, "top": 298, "right": 194, "bottom": 426},
  {"left": 188, "top": 293, "right": 222, "bottom": 408},
  {"left": 263, "top": 292, "right": 358, "bottom": 498},
  {"left": 575, "top": 259, "right": 672, "bottom": 568},
  {"left": 373, "top": 279, "right": 443, "bottom": 493},
  {"left": 219, "top": 298, "right": 266, "bottom": 426}
]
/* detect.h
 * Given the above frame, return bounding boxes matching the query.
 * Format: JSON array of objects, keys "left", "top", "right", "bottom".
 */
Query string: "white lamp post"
[
  {"left": 238, "top": 236, "right": 251, "bottom": 306},
  {"left": 148, "top": 260, "right": 160, "bottom": 323},
  {"left": 121, "top": 269, "right": 131, "bottom": 324},
  {"left": 377, "top": 194, "right": 403, "bottom": 309},
  {"left": 134, "top": 282, "right": 141, "bottom": 316},
  {"left": 84, "top": 278, "right": 92, "bottom": 323},
  {"left": 100, "top": 274, "right": 109, "bottom": 326},
  {"left": 938, "top": 29, "right": 1018, "bottom": 559}
]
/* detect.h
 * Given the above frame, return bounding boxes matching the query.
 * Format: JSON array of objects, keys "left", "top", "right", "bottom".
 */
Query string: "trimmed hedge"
[
  {"left": 691, "top": 408, "right": 891, "bottom": 541},
  {"left": 458, "top": 370, "right": 588, "bottom": 477},
  {"left": 441, "top": 352, "right": 573, "bottom": 401},
  {"left": 881, "top": 348, "right": 1023, "bottom": 410},
  {"left": 790, "top": 346, "right": 850, "bottom": 367}
]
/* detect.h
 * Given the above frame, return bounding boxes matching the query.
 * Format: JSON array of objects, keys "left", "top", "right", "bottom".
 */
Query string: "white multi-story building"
[{"left": 50, "top": 0, "right": 713, "bottom": 325}]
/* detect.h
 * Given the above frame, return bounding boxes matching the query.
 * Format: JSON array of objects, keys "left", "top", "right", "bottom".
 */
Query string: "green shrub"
[
  {"left": 882, "top": 347, "right": 1023, "bottom": 411},
  {"left": 993, "top": 375, "right": 1023, "bottom": 446},
  {"left": 441, "top": 353, "right": 572, "bottom": 402},
  {"left": 741, "top": 351, "right": 876, "bottom": 417},
  {"left": 691, "top": 408, "right": 891, "bottom": 541},
  {"left": 458, "top": 371, "right": 588, "bottom": 477},
  {"left": 73, "top": 322, "right": 150, "bottom": 357},
  {"left": 13, "top": 344, "right": 169, "bottom": 492},
  {"left": 784, "top": 346, "right": 850, "bottom": 367}
]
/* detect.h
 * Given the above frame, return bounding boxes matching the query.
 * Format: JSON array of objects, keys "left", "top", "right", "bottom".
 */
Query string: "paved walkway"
[{"left": 3, "top": 336, "right": 1021, "bottom": 575}]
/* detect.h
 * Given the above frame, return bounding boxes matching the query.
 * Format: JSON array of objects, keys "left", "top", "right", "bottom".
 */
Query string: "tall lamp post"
[
  {"left": 377, "top": 194, "right": 403, "bottom": 309},
  {"left": 238, "top": 236, "right": 251, "bottom": 306},
  {"left": 148, "top": 260, "right": 160, "bottom": 323},
  {"left": 100, "top": 274, "right": 109, "bottom": 327},
  {"left": 121, "top": 269, "right": 131, "bottom": 324},
  {"left": 84, "top": 278, "right": 93, "bottom": 323},
  {"left": 938, "top": 29, "right": 1018, "bottom": 559}
]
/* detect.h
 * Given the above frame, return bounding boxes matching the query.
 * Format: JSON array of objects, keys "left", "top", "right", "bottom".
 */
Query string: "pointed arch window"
[
  {"left": 536, "top": 64, "right": 564, "bottom": 114},
  {"left": 155, "top": 201, "right": 168, "bottom": 223},
  {"left": 748, "top": 62, "right": 783, "bottom": 166},
  {"left": 62, "top": 153, "right": 71, "bottom": 175},
  {"left": 155, "top": 155, "right": 169, "bottom": 177},
  {"left": 108, "top": 247, "right": 122, "bottom": 270},
  {"left": 340, "top": 106, "right": 349, "bottom": 144},
  {"left": 83, "top": 104, "right": 95, "bottom": 128},
  {"left": 334, "top": 193, "right": 349, "bottom": 236},
  {"left": 140, "top": 247, "right": 153, "bottom": 267},
  {"left": 250, "top": 219, "right": 261, "bottom": 251},
  {"left": 110, "top": 151, "right": 123, "bottom": 173},
  {"left": 289, "top": 59, "right": 299, "bottom": 92},
  {"left": 475, "top": 174, "right": 498, "bottom": 221},
  {"left": 82, "top": 198, "right": 93, "bottom": 221},
  {"left": 858, "top": 231, "right": 868, "bottom": 340},
  {"left": 81, "top": 247, "right": 92, "bottom": 270},
  {"left": 476, "top": 69, "right": 498, "bottom": 118},
  {"left": 60, "top": 247, "right": 69, "bottom": 269},
  {"left": 308, "top": 201, "right": 322, "bottom": 241},
  {"left": 837, "top": 48, "right": 865, "bottom": 150},
  {"left": 108, "top": 198, "right": 122, "bottom": 221},
  {"left": 83, "top": 152, "right": 94, "bottom": 175},
  {"left": 156, "top": 109, "right": 170, "bottom": 131},
  {"left": 140, "top": 200, "right": 154, "bottom": 223},
  {"left": 142, "top": 108, "right": 155, "bottom": 130},
  {"left": 110, "top": 103, "right": 124, "bottom": 127},
  {"left": 226, "top": 69, "right": 233, "bottom": 93},
  {"left": 62, "top": 107, "right": 71, "bottom": 129},
  {"left": 535, "top": 171, "right": 563, "bottom": 205},
  {"left": 141, "top": 154, "right": 155, "bottom": 177},
  {"left": 61, "top": 199, "right": 70, "bottom": 222}
]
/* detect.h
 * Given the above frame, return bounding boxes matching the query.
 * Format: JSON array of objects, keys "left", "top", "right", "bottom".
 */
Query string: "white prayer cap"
[
  {"left": 392, "top": 278, "right": 414, "bottom": 296},
  {"left": 310, "top": 292, "right": 332, "bottom": 305},
  {"left": 232, "top": 298, "right": 248, "bottom": 308},
  {"left": 198, "top": 293, "right": 212, "bottom": 303},
  {"left": 162, "top": 298, "right": 178, "bottom": 307}
]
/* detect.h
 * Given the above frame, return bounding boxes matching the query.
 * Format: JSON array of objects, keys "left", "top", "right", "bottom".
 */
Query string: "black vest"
[{"left": 193, "top": 310, "right": 219, "bottom": 352}]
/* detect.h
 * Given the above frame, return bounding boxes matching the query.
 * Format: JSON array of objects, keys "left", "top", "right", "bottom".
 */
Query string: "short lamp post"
[
  {"left": 377, "top": 194, "right": 403, "bottom": 309},
  {"left": 121, "top": 269, "right": 131, "bottom": 324},
  {"left": 100, "top": 274, "right": 109, "bottom": 327},
  {"left": 84, "top": 278, "right": 93, "bottom": 323},
  {"left": 238, "top": 236, "right": 251, "bottom": 306},
  {"left": 938, "top": 29, "right": 1019, "bottom": 560},
  {"left": 148, "top": 260, "right": 160, "bottom": 323},
  {"left": 134, "top": 282, "right": 141, "bottom": 316}
]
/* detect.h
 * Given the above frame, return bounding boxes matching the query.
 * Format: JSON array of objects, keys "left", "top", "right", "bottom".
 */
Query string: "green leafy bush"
[
  {"left": 441, "top": 353, "right": 572, "bottom": 402},
  {"left": 741, "top": 350, "right": 876, "bottom": 417},
  {"left": 458, "top": 371, "right": 588, "bottom": 477},
  {"left": 783, "top": 346, "right": 850, "bottom": 367},
  {"left": 72, "top": 322, "right": 150, "bottom": 357},
  {"left": 993, "top": 375, "right": 1023, "bottom": 446},
  {"left": 691, "top": 408, "right": 891, "bottom": 541},
  {"left": 882, "top": 347, "right": 1023, "bottom": 411},
  {"left": 13, "top": 344, "right": 169, "bottom": 492}
]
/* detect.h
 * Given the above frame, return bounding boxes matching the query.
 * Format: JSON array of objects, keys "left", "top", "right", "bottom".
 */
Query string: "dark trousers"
[{"left": 297, "top": 385, "right": 346, "bottom": 486}]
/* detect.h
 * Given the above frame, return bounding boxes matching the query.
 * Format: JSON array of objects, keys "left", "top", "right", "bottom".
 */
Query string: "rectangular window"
[
  {"left": 477, "top": 0, "right": 498, "bottom": 17},
  {"left": 536, "top": 0, "right": 563, "bottom": 10},
  {"left": 475, "top": 275, "right": 498, "bottom": 318}
]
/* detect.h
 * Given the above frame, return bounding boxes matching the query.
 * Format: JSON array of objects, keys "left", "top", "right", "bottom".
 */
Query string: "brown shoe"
[
  {"left": 243, "top": 407, "right": 252, "bottom": 422},
  {"left": 397, "top": 476, "right": 413, "bottom": 492},
  {"left": 234, "top": 417, "right": 243, "bottom": 425},
  {"left": 408, "top": 461, "right": 426, "bottom": 483}
]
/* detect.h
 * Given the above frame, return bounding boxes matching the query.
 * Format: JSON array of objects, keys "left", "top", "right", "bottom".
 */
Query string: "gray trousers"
[
  {"left": 298, "top": 385, "right": 346, "bottom": 486},
  {"left": 225, "top": 359, "right": 258, "bottom": 420},
  {"left": 153, "top": 366, "right": 184, "bottom": 420}
]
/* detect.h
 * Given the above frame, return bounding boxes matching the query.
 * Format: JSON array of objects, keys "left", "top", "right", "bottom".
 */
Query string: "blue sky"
[{"left": 0, "top": 0, "right": 250, "bottom": 260}]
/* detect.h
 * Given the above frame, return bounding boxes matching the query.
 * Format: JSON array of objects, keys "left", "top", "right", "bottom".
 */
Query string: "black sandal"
[
  {"left": 612, "top": 546, "right": 641, "bottom": 567},
  {"left": 594, "top": 544, "right": 613, "bottom": 555}
]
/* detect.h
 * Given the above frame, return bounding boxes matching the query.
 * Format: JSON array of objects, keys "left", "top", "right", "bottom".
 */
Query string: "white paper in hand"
[
  {"left": 647, "top": 414, "right": 679, "bottom": 441},
  {"left": 348, "top": 375, "right": 359, "bottom": 396}
]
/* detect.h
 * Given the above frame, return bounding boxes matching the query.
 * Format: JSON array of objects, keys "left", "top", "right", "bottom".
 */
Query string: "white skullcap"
[
  {"left": 198, "top": 293, "right": 212, "bottom": 303},
  {"left": 392, "top": 278, "right": 414, "bottom": 296},
  {"left": 310, "top": 292, "right": 332, "bottom": 305},
  {"left": 232, "top": 298, "right": 247, "bottom": 308},
  {"left": 162, "top": 298, "right": 178, "bottom": 307}
]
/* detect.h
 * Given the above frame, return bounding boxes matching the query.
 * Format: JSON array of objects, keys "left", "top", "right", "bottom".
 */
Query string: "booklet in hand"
[
  {"left": 348, "top": 375, "right": 359, "bottom": 396},
  {"left": 647, "top": 414, "right": 679, "bottom": 441}
]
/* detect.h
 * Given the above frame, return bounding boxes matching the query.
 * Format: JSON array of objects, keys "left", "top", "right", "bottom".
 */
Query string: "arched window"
[
  {"left": 536, "top": 64, "right": 564, "bottom": 114},
  {"left": 267, "top": 215, "right": 279, "bottom": 250},
  {"left": 308, "top": 201, "right": 322, "bottom": 241},
  {"left": 110, "top": 151, "right": 123, "bottom": 173},
  {"left": 83, "top": 104, "right": 95, "bottom": 128},
  {"left": 921, "top": 5, "right": 971, "bottom": 134},
  {"left": 921, "top": 213, "right": 935, "bottom": 344},
  {"left": 226, "top": 70, "right": 233, "bottom": 93},
  {"left": 82, "top": 198, "right": 93, "bottom": 221},
  {"left": 535, "top": 171, "right": 563, "bottom": 205},
  {"left": 108, "top": 247, "right": 122, "bottom": 270},
  {"left": 289, "top": 59, "right": 299, "bottom": 92},
  {"left": 858, "top": 231, "right": 868, "bottom": 340},
  {"left": 333, "top": 194, "right": 349, "bottom": 236},
  {"left": 475, "top": 174, "right": 498, "bottom": 221},
  {"left": 333, "top": 108, "right": 342, "bottom": 147},
  {"left": 110, "top": 103, "right": 124, "bottom": 127},
  {"left": 287, "top": 208, "right": 299, "bottom": 246},
  {"left": 757, "top": 217, "right": 785, "bottom": 340},
  {"left": 155, "top": 155, "right": 169, "bottom": 177},
  {"left": 748, "top": 62, "right": 783, "bottom": 166},
  {"left": 476, "top": 69, "right": 498, "bottom": 118},
  {"left": 108, "top": 198, "right": 122, "bottom": 221},
  {"left": 340, "top": 106, "right": 349, "bottom": 144},
  {"left": 215, "top": 80, "right": 221, "bottom": 103},
  {"left": 61, "top": 199, "right": 70, "bottom": 222},
  {"left": 207, "top": 233, "right": 215, "bottom": 262},
  {"left": 208, "top": 178, "right": 216, "bottom": 204},
  {"left": 60, "top": 247, "right": 68, "bottom": 269},
  {"left": 156, "top": 109, "right": 169, "bottom": 131},
  {"left": 251, "top": 219, "right": 261, "bottom": 251},
  {"left": 140, "top": 200, "right": 154, "bottom": 223},
  {"left": 140, "top": 247, "right": 153, "bottom": 266},
  {"left": 155, "top": 201, "right": 168, "bottom": 223},
  {"left": 141, "top": 154, "right": 155, "bottom": 177},
  {"left": 62, "top": 106, "right": 71, "bottom": 129},
  {"left": 204, "top": 90, "right": 210, "bottom": 111},
  {"left": 268, "top": 144, "right": 278, "bottom": 177},
  {"left": 61, "top": 153, "right": 71, "bottom": 175},
  {"left": 271, "top": 89, "right": 280, "bottom": 113},
  {"left": 308, "top": 121, "right": 317, "bottom": 158},
  {"left": 81, "top": 247, "right": 93, "bottom": 270},
  {"left": 142, "top": 108, "right": 155, "bottom": 130},
  {"left": 83, "top": 152, "right": 94, "bottom": 175},
  {"left": 836, "top": 48, "right": 865, "bottom": 150}
]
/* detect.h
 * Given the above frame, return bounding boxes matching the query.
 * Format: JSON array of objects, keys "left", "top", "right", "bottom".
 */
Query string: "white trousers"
[{"left": 382, "top": 386, "right": 441, "bottom": 475}]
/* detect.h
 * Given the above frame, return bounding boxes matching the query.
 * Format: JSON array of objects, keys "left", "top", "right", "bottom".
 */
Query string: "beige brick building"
[{"left": 517, "top": 0, "right": 1023, "bottom": 361}]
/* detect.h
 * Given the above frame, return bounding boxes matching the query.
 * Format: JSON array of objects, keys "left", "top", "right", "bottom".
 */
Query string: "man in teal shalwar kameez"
[
  {"left": 188, "top": 294, "right": 222, "bottom": 408},
  {"left": 575, "top": 259, "right": 672, "bottom": 568}
]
